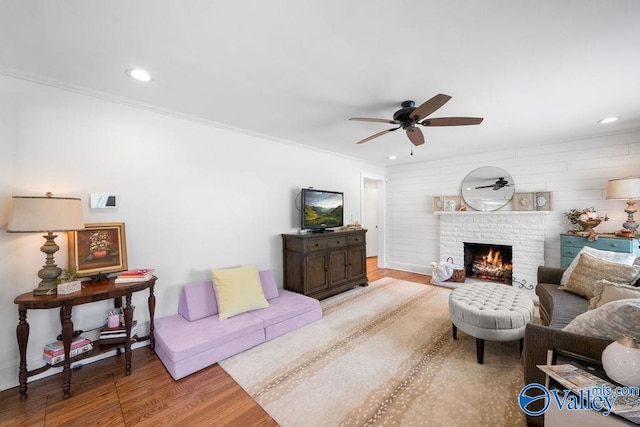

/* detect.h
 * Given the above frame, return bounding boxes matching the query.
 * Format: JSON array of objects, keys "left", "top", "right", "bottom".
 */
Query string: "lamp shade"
[
  {"left": 607, "top": 177, "right": 640, "bottom": 200},
  {"left": 7, "top": 196, "right": 84, "bottom": 232}
]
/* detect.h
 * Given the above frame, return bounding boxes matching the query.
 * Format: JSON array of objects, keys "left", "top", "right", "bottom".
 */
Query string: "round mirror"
[{"left": 461, "top": 166, "right": 515, "bottom": 211}]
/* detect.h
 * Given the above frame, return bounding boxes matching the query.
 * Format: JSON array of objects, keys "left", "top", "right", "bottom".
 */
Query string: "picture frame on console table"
[{"left": 68, "top": 222, "right": 128, "bottom": 277}]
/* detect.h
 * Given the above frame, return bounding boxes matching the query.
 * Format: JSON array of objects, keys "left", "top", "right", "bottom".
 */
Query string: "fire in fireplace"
[{"left": 463, "top": 242, "right": 513, "bottom": 284}]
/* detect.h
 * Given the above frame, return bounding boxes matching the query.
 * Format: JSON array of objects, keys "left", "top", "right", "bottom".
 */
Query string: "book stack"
[
  {"left": 43, "top": 336, "right": 93, "bottom": 365},
  {"left": 114, "top": 269, "right": 155, "bottom": 284},
  {"left": 99, "top": 320, "right": 138, "bottom": 344}
]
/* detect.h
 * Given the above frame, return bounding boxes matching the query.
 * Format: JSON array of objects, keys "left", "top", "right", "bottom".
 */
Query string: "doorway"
[{"left": 362, "top": 175, "right": 385, "bottom": 268}]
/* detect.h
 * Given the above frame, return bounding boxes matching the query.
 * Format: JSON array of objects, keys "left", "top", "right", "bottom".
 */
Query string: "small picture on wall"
[
  {"left": 535, "top": 191, "right": 553, "bottom": 211},
  {"left": 68, "top": 222, "right": 128, "bottom": 277},
  {"left": 513, "top": 192, "right": 535, "bottom": 211}
]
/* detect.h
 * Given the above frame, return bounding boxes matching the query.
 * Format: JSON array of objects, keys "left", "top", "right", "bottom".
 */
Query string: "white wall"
[
  {"left": 386, "top": 130, "right": 640, "bottom": 274},
  {"left": 0, "top": 74, "right": 384, "bottom": 390},
  {"left": 3, "top": 71, "right": 639, "bottom": 393}
]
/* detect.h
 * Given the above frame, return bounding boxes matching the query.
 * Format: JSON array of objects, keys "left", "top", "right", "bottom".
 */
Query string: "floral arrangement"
[
  {"left": 88, "top": 230, "right": 112, "bottom": 252},
  {"left": 563, "top": 207, "right": 608, "bottom": 231}
]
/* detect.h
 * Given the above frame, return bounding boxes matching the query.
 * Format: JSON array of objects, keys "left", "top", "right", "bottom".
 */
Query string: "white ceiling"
[{"left": 2, "top": 0, "right": 639, "bottom": 166}]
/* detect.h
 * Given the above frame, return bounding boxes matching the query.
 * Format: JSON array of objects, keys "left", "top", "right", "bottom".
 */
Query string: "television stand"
[{"left": 282, "top": 229, "right": 367, "bottom": 299}]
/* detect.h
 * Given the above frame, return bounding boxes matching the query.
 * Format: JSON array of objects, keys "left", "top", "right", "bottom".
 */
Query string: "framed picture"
[
  {"left": 513, "top": 192, "right": 535, "bottom": 211},
  {"left": 535, "top": 191, "right": 553, "bottom": 211},
  {"left": 433, "top": 195, "right": 461, "bottom": 212},
  {"left": 68, "top": 222, "right": 128, "bottom": 277},
  {"left": 432, "top": 196, "right": 444, "bottom": 212}
]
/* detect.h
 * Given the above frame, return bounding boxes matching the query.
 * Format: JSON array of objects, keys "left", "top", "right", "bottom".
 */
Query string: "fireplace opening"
[{"left": 463, "top": 242, "right": 513, "bottom": 284}]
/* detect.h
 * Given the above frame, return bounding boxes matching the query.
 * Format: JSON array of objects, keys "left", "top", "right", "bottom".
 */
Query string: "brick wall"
[{"left": 437, "top": 211, "right": 547, "bottom": 300}]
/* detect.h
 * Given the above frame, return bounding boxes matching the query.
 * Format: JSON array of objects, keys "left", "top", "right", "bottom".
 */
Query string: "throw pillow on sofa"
[
  {"left": 560, "top": 246, "right": 636, "bottom": 287},
  {"left": 211, "top": 265, "right": 269, "bottom": 320},
  {"left": 563, "top": 298, "right": 640, "bottom": 341},
  {"left": 589, "top": 280, "right": 640, "bottom": 309},
  {"left": 559, "top": 253, "right": 640, "bottom": 299}
]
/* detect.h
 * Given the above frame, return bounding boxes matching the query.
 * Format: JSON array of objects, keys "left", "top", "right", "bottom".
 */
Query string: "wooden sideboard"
[
  {"left": 560, "top": 233, "right": 640, "bottom": 268},
  {"left": 282, "top": 229, "right": 367, "bottom": 299},
  {"left": 13, "top": 276, "right": 156, "bottom": 400}
]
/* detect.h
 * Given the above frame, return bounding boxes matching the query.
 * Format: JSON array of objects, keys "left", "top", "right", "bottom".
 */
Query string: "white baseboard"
[{"left": 384, "top": 261, "right": 432, "bottom": 275}]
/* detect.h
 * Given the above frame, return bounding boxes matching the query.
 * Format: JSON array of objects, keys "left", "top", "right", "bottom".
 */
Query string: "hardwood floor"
[
  {"left": 366, "top": 256, "right": 432, "bottom": 284},
  {"left": 0, "top": 258, "right": 430, "bottom": 426}
]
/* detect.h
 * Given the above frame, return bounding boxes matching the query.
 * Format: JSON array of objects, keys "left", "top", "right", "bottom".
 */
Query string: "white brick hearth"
[{"left": 435, "top": 211, "right": 548, "bottom": 300}]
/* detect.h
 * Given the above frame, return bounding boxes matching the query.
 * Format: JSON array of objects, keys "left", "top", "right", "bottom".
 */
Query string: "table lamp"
[
  {"left": 7, "top": 193, "right": 84, "bottom": 295},
  {"left": 606, "top": 177, "right": 640, "bottom": 236},
  {"left": 602, "top": 335, "right": 640, "bottom": 387}
]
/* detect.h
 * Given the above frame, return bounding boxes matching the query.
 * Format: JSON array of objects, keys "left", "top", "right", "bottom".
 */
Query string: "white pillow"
[
  {"left": 561, "top": 246, "right": 636, "bottom": 286},
  {"left": 589, "top": 280, "right": 640, "bottom": 309},
  {"left": 562, "top": 298, "right": 640, "bottom": 340}
]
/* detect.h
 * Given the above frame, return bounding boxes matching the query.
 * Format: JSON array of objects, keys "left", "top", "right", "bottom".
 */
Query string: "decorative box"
[{"left": 57, "top": 280, "right": 82, "bottom": 295}]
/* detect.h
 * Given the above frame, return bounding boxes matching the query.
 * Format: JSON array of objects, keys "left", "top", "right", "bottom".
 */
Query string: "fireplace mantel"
[
  {"left": 434, "top": 211, "right": 549, "bottom": 216},
  {"left": 436, "top": 210, "right": 548, "bottom": 300}
]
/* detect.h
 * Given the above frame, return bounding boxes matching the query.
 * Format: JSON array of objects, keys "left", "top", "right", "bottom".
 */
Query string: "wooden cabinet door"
[
  {"left": 328, "top": 249, "right": 348, "bottom": 286},
  {"left": 305, "top": 252, "right": 329, "bottom": 294},
  {"left": 348, "top": 245, "right": 366, "bottom": 280}
]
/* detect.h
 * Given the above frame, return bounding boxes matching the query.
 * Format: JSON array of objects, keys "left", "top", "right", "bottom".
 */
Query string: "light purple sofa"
[{"left": 154, "top": 270, "right": 322, "bottom": 380}]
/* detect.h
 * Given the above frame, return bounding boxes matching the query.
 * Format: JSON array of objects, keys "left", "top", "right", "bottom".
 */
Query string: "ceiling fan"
[
  {"left": 349, "top": 94, "right": 483, "bottom": 146},
  {"left": 475, "top": 177, "right": 513, "bottom": 191}
]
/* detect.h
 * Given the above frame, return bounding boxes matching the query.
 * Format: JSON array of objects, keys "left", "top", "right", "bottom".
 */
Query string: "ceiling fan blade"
[
  {"left": 350, "top": 117, "right": 400, "bottom": 125},
  {"left": 356, "top": 127, "right": 400, "bottom": 144},
  {"left": 406, "top": 127, "right": 424, "bottom": 146},
  {"left": 475, "top": 184, "right": 498, "bottom": 189},
  {"left": 410, "top": 94, "right": 452, "bottom": 121},
  {"left": 421, "top": 117, "right": 484, "bottom": 126}
]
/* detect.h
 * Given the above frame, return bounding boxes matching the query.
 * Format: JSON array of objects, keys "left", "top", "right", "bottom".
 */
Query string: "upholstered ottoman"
[{"left": 448, "top": 282, "right": 534, "bottom": 364}]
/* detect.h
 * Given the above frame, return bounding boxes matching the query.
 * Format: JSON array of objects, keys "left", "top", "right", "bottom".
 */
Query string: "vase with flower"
[{"left": 564, "top": 207, "right": 609, "bottom": 233}]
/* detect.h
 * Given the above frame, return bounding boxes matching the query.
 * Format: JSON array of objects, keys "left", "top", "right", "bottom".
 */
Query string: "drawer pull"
[{"left": 610, "top": 243, "right": 618, "bottom": 248}]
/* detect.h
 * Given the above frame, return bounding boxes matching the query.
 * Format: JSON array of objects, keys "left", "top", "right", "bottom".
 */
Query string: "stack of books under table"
[
  {"left": 43, "top": 335, "right": 93, "bottom": 365},
  {"left": 99, "top": 320, "right": 138, "bottom": 345},
  {"left": 114, "top": 269, "right": 155, "bottom": 284}
]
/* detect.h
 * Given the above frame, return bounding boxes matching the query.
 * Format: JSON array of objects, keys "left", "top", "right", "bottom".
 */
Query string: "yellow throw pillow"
[{"left": 211, "top": 265, "right": 269, "bottom": 320}]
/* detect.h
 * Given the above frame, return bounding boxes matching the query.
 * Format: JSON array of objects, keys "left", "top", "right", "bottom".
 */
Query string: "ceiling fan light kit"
[{"left": 349, "top": 94, "right": 483, "bottom": 149}]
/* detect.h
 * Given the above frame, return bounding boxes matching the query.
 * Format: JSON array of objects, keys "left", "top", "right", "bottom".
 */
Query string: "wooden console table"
[
  {"left": 13, "top": 276, "right": 156, "bottom": 400},
  {"left": 282, "top": 229, "right": 367, "bottom": 299}
]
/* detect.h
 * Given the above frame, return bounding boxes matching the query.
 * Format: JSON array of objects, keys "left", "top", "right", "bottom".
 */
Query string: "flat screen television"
[{"left": 301, "top": 188, "right": 344, "bottom": 232}]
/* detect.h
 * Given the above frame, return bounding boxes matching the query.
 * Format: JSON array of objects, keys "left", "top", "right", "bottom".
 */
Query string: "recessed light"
[
  {"left": 126, "top": 68, "right": 152, "bottom": 82},
  {"left": 388, "top": 155, "right": 397, "bottom": 160},
  {"left": 598, "top": 117, "right": 618, "bottom": 124}
]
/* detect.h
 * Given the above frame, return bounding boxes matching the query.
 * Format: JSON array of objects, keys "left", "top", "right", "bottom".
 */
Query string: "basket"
[{"left": 445, "top": 257, "right": 466, "bottom": 283}]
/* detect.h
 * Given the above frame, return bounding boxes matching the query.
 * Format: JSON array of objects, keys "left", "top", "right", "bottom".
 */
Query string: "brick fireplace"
[{"left": 435, "top": 211, "right": 547, "bottom": 299}]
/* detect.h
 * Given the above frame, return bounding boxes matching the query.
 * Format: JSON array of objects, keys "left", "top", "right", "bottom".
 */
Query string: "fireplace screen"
[{"left": 463, "top": 243, "right": 513, "bottom": 284}]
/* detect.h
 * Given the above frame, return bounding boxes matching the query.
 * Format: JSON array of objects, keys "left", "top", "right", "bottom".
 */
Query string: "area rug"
[{"left": 219, "top": 278, "right": 527, "bottom": 426}]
